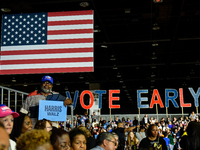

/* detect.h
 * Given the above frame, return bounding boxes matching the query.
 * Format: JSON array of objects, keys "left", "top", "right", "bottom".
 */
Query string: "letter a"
[{"left": 150, "top": 89, "right": 164, "bottom": 108}]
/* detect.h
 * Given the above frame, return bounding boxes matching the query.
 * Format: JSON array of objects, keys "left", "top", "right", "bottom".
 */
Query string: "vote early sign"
[{"left": 38, "top": 100, "right": 67, "bottom": 121}]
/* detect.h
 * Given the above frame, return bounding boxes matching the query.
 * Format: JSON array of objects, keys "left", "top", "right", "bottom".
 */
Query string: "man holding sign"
[{"left": 21, "top": 75, "right": 72, "bottom": 127}]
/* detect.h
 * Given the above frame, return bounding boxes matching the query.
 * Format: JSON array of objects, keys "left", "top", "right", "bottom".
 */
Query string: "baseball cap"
[
  {"left": 0, "top": 104, "right": 19, "bottom": 118},
  {"left": 42, "top": 75, "right": 53, "bottom": 84}
]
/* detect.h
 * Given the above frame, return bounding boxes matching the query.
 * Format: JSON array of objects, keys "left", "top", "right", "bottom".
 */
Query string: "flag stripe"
[
  {"left": 47, "top": 24, "right": 93, "bottom": 30},
  {"left": 1, "top": 48, "right": 93, "bottom": 55},
  {"left": 48, "top": 10, "right": 93, "bottom": 17},
  {"left": 47, "top": 33, "right": 93, "bottom": 40},
  {"left": 47, "top": 38, "right": 93, "bottom": 44},
  {"left": 0, "top": 67, "right": 94, "bottom": 75},
  {"left": 1, "top": 52, "right": 93, "bottom": 60},
  {"left": 48, "top": 15, "right": 93, "bottom": 21},
  {"left": 47, "top": 29, "right": 93, "bottom": 35},
  {"left": 0, "top": 62, "right": 93, "bottom": 70},
  {"left": 1, "top": 57, "right": 93, "bottom": 65},
  {"left": 1, "top": 43, "right": 93, "bottom": 51},
  {"left": 48, "top": 20, "right": 93, "bottom": 26}
]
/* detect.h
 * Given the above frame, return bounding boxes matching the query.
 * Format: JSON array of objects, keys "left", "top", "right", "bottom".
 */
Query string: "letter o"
[{"left": 80, "top": 90, "right": 94, "bottom": 109}]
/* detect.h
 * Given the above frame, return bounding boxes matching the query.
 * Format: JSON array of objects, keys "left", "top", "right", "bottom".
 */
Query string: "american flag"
[{"left": 0, "top": 10, "right": 94, "bottom": 75}]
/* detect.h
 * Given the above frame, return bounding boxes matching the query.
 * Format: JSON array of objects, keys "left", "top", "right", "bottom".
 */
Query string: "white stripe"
[
  {"left": 48, "top": 15, "right": 93, "bottom": 21},
  {"left": 48, "top": 24, "right": 93, "bottom": 31},
  {"left": 47, "top": 33, "right": 93, "bottom": 40},
  {"left": 1, "top": 43, "right": 93, "bottom": 51},
  {"left": 1, "top": 52, "right": 93, "bottom": 60},
  {"left": 0, "top": 62, "right": 93, "bottom": 70}
]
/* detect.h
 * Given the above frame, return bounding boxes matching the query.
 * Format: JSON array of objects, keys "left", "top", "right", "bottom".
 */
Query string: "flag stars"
[{"left": 2, "top": 13, "right": 47, "bottom": 46}]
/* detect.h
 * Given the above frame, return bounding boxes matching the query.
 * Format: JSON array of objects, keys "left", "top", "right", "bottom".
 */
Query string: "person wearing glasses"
[
  {"left": 21, "top": 75, "right": 73, "bottom": 127},
  {"left": 34, "top": 118, "right": 52, "bottom": 132},
  {"left": 90, "top": 132, "right": 116, "bottom": 150}
]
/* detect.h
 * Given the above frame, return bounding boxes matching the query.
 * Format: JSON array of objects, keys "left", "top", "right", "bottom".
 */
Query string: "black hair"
[
  {"left": 50, "top": 128, "right": 69, "bottom": 149},
  {"left": 10, "top": 112, "right": 27, "bottom": 142},
  {"left": 180, "top": 121, "right": 200, "bottom": 150},
  {"left": 69, "top": 128, "right": 87, "bottom": 145},
  {"left": 146, "top": 124, "right": 157, "bottom": 137}
]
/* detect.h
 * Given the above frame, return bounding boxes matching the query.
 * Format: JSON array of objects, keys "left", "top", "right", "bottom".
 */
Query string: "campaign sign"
[{"left": 38, "top": 100, "right": 67, "bottom": 121}]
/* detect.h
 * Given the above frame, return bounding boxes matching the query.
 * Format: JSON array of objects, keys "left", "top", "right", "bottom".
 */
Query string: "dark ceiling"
[{"left": 1, "top": 0, "right": 200, "bottom": 115}]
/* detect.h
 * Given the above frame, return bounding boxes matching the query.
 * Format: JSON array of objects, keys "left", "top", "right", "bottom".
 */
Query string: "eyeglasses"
[{"left": 106, "top": 139, "right": 117, "bottom": 146}]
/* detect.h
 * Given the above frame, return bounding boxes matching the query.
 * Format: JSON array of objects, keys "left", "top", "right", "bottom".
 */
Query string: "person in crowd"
[
  {"left": 10, "top": 112, "right": 33, "bottom": 142},
  {"left": 173, "top": 128, "right": 180, "bottom": 139},
  {"left": 132, "top": 117, "right": 138, "bottom": 132},
  {"left": 135, "top": 126, "right": 146, "bottom": 142},
  {"left": 69, "top": 128, "right": 87, "bottom": 150},
  {"left": 150, "top": 117, "right": 155, "bottom": 124},
  {"left": 189, "top": 111, "right": 198, "bottom": 121},
  {"left": 21, "top": 75, "right": 72, "bottom": 127},
  {"left": 184, "top": 116, "right": 190, "bottom": 124},
  {"left": 157, "top": 122, "right": 162, "bottom": 130},
  {"left": 127, "top": 131, "right": 139, "bottom": 150},
  {"left": 90, "top": 132, "right": 116, "bottom": 150},
  {"left": 34, "top": 118, "right": 52, "bottom": 132},
  {"left": 81, "top": 111, "right": 90, "bottom": 127},
  {"left": 141, "top": 114, "right": 150, "bottom": 127},
  {"left": 107, "top": 125, "right": 112, "bottom": 133},
  {"left": 163, "top": 124, "right": 169, "bottom": 132},
  {"left": 168, "top": 131, "right": 175, "bottom": 150},
  {"left": 168, "top": 121, "right": 173, "bottom": 129},
  {"left": 112, "top": 132, "right": 119, "bottom": 150},
  {"left": 114, "top": 117, "right": 121, "bottom": 125},
  {"left": 172, "top": 117, "right": 177, "bottom": 124},
  {"left": 0, "top": 122, "right": 10, "bottom": 150},
  {"left": 77, "top": 125, "right": 96, "bottom": 150},
  {"left": 174, "top": 138, "right": 181, "bottom": 150},
  {"left": 166, "top": 117, "right": 171, "bottom": 124},
  {"left": 139, "top": 124, "right": 167, "bottom": 150},
  {"left": 92, "top": 119, "right": 99, "bottom": 128},
  {"left": 0, "top": 104, "right": 19, "bottom": 150},
  {"left": 50, "top": 128, "right": 70, "bottom": 150},
  {"left": 113, "top": 122, "right": 139, "bottom": 150},
  {"left": 180, "top": 121, "right": 200, "bottom": 150},
  {"left": 163, "top": 132, "right": 170, "bottom": 150},
  {"left": 16, "top": 129, "right": 53, "bottom": 150},
  {"left": 99, "top": 117, "right": 105, "bottom": 126},
  {"left": 91, "top": 112, "right": 99, "bottom": 123},
  {"left": 126, "top": 118, "right": 132, "bottom": 126}
]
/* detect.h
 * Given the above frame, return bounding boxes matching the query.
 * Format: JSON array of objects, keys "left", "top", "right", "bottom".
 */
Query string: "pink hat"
[{"left": 0, "top": 105, "right": 19, "bottom": 118}]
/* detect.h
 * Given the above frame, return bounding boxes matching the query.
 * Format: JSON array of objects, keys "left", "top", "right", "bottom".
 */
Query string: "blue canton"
[{"left": 1, "top": 12, "right": 48, "bottom": 46}]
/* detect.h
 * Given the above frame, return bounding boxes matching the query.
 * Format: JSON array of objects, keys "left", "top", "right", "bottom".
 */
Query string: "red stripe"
[
  {"left": 0, "top": 67, "right": 94, "bottom": 75},
  {"left": 48, "top": 20, "right": 93, "bottom": 26},
  {"left": 48, "top": 29, "right": 93, "bottom": 35},
  {"left": 1, "top": 57, "right": 93, "bottom": 65},
  {"left": 1, "top": 48, "right": 93, "bottom": 55},
  {"left": 48, "top": 10, "right": 93, "bottom": 17},
  {"left": 47, "top": 38, "right": 93, "bottom": 44}
]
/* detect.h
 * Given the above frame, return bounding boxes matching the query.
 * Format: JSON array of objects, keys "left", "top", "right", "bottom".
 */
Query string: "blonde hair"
[
  {"left": 127, "top": 131, "right": 138, "bottom": 147},
  {"left": 77, "top": 125, "right": 91, "bottom": 138},
  {"left": 117, "top": 122, "right": 123, "bottom": 128},
  {"left": 16, "top": 129, "right": 51, "bottom": 150}
]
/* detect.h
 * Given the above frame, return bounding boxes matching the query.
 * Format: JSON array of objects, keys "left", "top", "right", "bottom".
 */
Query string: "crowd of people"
[
  {"left": 1, "top": 75, "right": 200, "bottom": 150},
  {"left": 1, "top": 102, "right": 200, "bottom": 150}
]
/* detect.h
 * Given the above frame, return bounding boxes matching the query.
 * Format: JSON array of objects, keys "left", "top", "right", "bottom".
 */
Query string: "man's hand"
[{"left": 64, "top": 98, "right": 73, "bottom": 106}]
